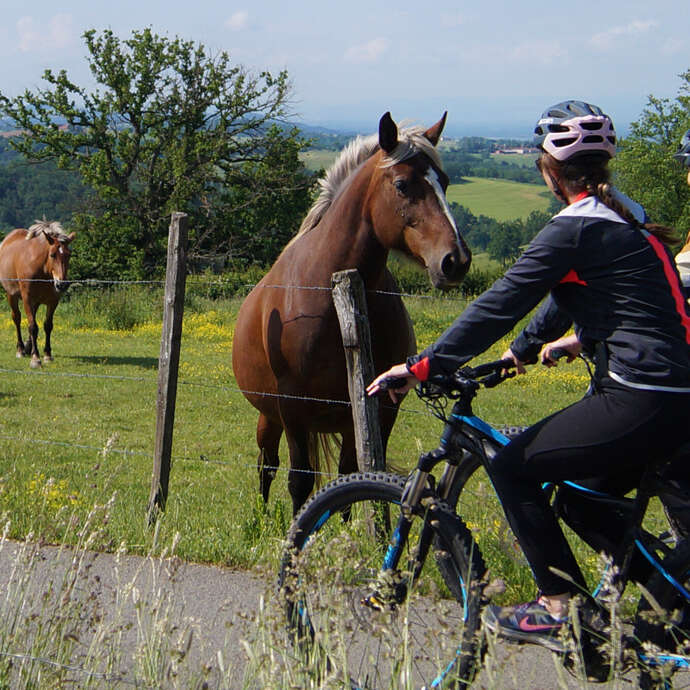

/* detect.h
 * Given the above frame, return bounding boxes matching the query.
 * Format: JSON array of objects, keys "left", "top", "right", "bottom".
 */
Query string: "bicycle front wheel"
[{"left": 278, "top": 471, "right": 486, "bottom": 689}]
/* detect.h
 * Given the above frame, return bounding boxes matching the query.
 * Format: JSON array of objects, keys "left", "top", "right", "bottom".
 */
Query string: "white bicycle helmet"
[
  {"left": 534, "top": 100, "right": 616, "bottom": 161},
  {"left": 673, "top": 130, "right": 690, "bottom": 168}
]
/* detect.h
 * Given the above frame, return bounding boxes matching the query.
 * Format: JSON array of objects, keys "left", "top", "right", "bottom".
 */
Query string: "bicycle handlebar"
[{"left": 417, "top": 358, "right": 518, "bottom": 400}]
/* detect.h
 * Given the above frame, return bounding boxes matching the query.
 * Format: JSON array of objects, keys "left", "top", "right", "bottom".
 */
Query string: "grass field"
[
  {"left": 299, "top": 148, "right": 338, "bottom": 172},
  {"left": 0, "top": 283, "right": 669, "bottom": 614},
  {"left": 446, "top": 176, "right": 551, "bottom": 220},
  {"left": 491, "top": 151, "right": 540, "bottom": 168}
]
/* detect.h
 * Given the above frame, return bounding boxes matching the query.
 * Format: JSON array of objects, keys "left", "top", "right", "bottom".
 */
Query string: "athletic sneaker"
[{"left": 483, "top": 597, "right": 568, "bottom": 652}]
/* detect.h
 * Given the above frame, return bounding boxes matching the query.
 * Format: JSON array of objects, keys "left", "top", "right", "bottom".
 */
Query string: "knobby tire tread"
[{"left": 279, "top": 471, "right": 487, "bottom": 689}]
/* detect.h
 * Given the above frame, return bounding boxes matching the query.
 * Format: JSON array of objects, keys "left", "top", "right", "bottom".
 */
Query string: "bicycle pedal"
[{"left": 361, "top": 594, "right": 385, "bottom": 611}]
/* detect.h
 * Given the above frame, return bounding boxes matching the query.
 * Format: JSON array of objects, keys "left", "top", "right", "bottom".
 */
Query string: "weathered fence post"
[
  {"left": 147, "top": 212, "right": 188, "bottom": 526},
  {"left": 332, "top": 269, "right": 385, "bottom": 472}
]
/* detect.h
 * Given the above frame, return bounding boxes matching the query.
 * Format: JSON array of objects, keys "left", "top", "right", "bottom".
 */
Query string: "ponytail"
[
  {"left": 596, "top": 182, "right": 679, "bottom": 247},
  {"left": 541, "top": 153, "right": 679, "bottom": 247}
]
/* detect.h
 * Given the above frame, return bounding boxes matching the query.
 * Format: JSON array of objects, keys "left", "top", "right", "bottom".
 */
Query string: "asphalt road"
[{"left": 0, "top": 539, "right": 647, "bottom": 689}]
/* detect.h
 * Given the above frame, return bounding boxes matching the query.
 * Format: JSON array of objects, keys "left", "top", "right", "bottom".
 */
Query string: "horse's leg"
[
  {"left": 256, "top": 413, "right": 282, "bottom": 504},
  {"left": 20, "top": 291, "right": 41, "bottom": 368},
  {"left": 338, "top": 426, "right": 358, "bottom": 475},
  {"left": 43, "top": 300, "right": 57, "bottom": 362},
  {"left": 283, "top": 424, "right": 314, "bottom": 515},
  {"left": 7, "top": 294, "right": 24, "bottom": 357}
]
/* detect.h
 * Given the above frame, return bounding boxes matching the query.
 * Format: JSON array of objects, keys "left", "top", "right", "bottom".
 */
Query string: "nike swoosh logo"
[{"left": 518, "top": 615, "right": 561, "bottom": 632}]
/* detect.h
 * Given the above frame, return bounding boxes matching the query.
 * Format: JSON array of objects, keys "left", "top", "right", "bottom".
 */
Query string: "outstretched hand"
[
  {"left": 500, "top": 348, "right": 527, "bottom": 375},
  {"left": 367, "top": 363, "right": 419, "bottom": 403},
  {"left": 541, "top": 334, "right": 582, "bottom": 367}
]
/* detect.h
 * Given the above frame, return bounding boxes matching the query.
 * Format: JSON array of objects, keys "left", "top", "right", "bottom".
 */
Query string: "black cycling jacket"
[{"left": 407, "top": 194, "right": 690, "bottom": 391}]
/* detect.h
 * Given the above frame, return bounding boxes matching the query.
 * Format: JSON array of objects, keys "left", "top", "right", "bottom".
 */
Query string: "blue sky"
[{"left": 0, "top": 1, "right": 688, "bottom": 137}]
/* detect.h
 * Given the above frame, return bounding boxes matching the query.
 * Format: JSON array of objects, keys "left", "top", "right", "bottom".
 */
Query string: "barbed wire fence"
[
  {"left": 0, "top": 214, "right": 516, "bottom": 686},
  {"left": 0, "top": 240, "right": 474, "bottom": 504}
]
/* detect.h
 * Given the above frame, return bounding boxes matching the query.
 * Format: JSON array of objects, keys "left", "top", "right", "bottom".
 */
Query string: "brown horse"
[
  {"left": 0, "top": 220, "right": 75, "bottom": 368},
  {"left": 232, "top": 112, "right": 471, "bottom": 514}
]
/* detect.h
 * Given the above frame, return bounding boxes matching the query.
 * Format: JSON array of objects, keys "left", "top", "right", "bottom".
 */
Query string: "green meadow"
[
  {"left": 0, "top": 283, "right": 667, "bottom": 610},
  {"left": 446, "top": 176, "right": 551, "bottom": 220}
]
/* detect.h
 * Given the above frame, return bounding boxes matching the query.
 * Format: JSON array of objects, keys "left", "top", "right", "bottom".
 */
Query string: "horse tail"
[{"left": 307, "top": 432, "right": 341, "bottom": 489}]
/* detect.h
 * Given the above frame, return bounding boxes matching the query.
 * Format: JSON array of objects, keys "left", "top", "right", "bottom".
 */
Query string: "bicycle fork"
[{"left": 361, "top": 444, "right": 463, "bottom": 612}]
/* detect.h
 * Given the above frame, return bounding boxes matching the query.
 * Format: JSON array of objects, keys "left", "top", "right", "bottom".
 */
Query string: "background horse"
[
  {"left": 232, "top": 112, "right": 471, "bottom": 514},
  {"left": 0, "top": 220, "right": 75, "bottom": 368}
]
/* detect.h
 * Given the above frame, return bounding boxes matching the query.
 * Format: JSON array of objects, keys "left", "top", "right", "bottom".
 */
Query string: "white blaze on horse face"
[
  {"left": 424, "top": 167, "right": 461, "bottom": 246},
  {"left": 51, "top": 245, "right": 69, "bottom": 288}
]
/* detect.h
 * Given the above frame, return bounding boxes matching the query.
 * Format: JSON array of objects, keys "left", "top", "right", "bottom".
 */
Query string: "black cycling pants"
[{"left": 486, "top": 378, "right": 690, "bottom": 596}]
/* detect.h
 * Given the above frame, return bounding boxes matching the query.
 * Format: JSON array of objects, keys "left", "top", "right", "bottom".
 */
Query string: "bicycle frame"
[{"left": 381, "top": 363, "right": 690, "bottom": 672}]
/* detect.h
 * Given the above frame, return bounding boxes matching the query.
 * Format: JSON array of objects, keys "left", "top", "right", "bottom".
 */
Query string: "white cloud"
[
  {"left": 511, "top": 39, "right": 567, "bottom": 64},
  {"left": 49, "top": 14, "right": 73, "bottom": 49},
  {"left": 17, "top": 16, "right": 39, "bottom": 53},
  {"left": 17, "top": 14, "right": 74, "bottom": 53},
  {"left": 226, "top": 11, "right": 249, "bottom": 31},
  {"left": 344, "top": 37, "right": 389, "bottom": 64},
  {"left": 590, "top": 19, "right": 658, "bottom": 50}
]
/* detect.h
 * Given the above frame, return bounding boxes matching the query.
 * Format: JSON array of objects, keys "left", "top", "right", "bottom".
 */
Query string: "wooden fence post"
[
  {"left": 147, "top": 212, "right": 188, "bottom": 525},
  {"left": 332, "top": 269, "right": 385, "bottom": 472}
]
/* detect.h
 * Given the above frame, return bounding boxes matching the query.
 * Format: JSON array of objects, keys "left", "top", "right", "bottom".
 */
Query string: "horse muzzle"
[
  {"left": 430, "top": 246, "right": 472, "bottom": 289},
  {"left": 53, "top": 279, "right": 71, "bottom": 293}
]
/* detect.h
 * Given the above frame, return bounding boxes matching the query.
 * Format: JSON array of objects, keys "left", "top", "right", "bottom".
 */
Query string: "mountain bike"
[{"left": 278, "top": 357, "right": 690, "bottom": 689}]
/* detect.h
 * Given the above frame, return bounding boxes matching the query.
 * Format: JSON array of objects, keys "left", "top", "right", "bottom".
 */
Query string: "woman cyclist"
[{"left": 368, "top": 100, "right": 690, "bottom": 649}]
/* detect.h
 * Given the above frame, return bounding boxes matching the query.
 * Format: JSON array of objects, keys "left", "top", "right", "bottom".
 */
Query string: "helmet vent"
[
  {"left": 582, "top": 135, "right": 604, "bottom": 144},
  {"left": 552, "top": 137, "right": 577, "bottom": 148},
  {"left": 581, "top": 122, "right": 604, "bottom": 131},
  {"left": 547, "top": 124, "right": 569, "bottom": 133}
]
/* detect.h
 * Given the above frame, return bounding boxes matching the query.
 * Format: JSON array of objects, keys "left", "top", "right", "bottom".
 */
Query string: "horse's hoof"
[
  {"left": 30, "top": 358, "right": 42, "bottom": 369},
  {"left": 16, "top": 351, "right": 23, "bottom": 358},
  {"left": 43, "top": 355, "right": 53, "bottom": 363}
]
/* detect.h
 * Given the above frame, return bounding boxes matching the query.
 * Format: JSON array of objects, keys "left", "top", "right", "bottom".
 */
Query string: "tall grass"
[
  {"left": 0, "top": 506, "right": 234, "bottom": 688},
  {"left": 0, "top": 284, "right": 686, "bottom": 686},
  {"left": 0, "top": 281, "right": 667, "bottom": 579}
]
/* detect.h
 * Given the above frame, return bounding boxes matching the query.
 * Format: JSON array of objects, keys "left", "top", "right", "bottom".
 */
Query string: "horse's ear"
[
  {"left": 379, "top": 112, "right": 398, "bottom": 153},
  {"left": 42, "top": 230, "right": 57, "bottom": 246},
  {"left": 66, "top": 232, "right": 76, "bottom": 244},
  {"left": 424, "top": 112, "right": 447, "bottom": 147}
]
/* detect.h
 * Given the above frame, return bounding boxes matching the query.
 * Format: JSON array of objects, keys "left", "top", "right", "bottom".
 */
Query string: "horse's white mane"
[
  {"left": 292, "top": 125, "right": 443, "bottom": 241},
  {"left": 26, "top": 219, "right": 70, "bottom": 242}
]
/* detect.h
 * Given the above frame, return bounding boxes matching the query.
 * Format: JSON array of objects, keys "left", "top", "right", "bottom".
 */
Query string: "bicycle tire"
[
  {"left": 278, "top": 471, "right": 487, "bottom": 689},
  {"left": 444, "top": 436, "right": 534, "bottom": 603},
  {"left": 634, "top": 538, "right": 690, "bottom": 689}
]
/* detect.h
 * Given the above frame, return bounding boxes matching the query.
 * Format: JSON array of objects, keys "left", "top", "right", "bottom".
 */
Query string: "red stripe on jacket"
[{"left": 645, "top": 233, "right": 690, "bottom": 344}]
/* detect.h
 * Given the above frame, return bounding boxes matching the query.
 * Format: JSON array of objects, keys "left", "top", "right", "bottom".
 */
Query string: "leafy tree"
[
  {"left": 0, "top": 160, "right": 87, "bottom": 233},
  {"left": 612, "top": 70, "right": 690, "bottom": 236},
  {"left": 488, "top": 220, "right": 523, "bottom": 266},
  {"left": 0, "top": 27, "right": 314, "bottom": 278},
  {"left": 522, "top": 209, "right": 552, "bottom": 244},
  {"left": 193, "top": 124, "right": 315, "bottom": 268}
]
